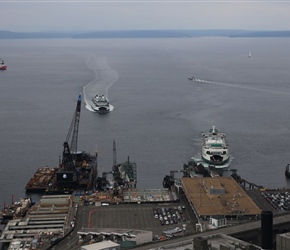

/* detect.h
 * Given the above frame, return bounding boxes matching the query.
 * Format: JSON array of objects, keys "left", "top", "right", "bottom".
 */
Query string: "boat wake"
[
  {"left": 83, "top": 56, "right": 118, "bottom": 112},
  {"left": 192, "top": 78, "right": 290, "bottom": 96},
  {"left": 194, "top": 78, "right": 207, "bottom": 83}
]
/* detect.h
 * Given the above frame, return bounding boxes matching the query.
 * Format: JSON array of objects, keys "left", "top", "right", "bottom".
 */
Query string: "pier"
[{"left": 2, "top": 182, "right": 290, "bottom": 249}]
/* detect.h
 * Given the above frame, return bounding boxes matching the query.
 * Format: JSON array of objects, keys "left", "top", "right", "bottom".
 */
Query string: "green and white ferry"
[{"left": 201, "top": 126, "right": 230, "bottom": 167}]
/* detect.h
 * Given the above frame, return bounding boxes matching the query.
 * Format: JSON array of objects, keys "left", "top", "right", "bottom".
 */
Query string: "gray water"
[{"left": 1, "top": 37, "right": 290, "bottom": 208}]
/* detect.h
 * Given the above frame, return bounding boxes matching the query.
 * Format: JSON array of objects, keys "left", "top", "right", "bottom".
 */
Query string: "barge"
[
  {"left": 46, "top": 151, "right": 97, "bottom": 194},
  {"left": 25, "top": 94, "right": 98, "bottom": 195},
  {"left": 25, "top": 167, "right": 56, "bottom": 192}
]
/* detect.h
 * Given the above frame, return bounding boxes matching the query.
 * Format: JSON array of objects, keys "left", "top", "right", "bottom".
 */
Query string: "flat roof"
[
  {"left": 194, "top": 233, "right": 261, "bottom": 249},
  {"left": 78, "top": 228, "right": 150, "bottom": 236},
  {"left": 122, "top": 188, "right": 177, "bottom": 203},
  {"left": 181, "top": 177, "right": 261, "bottom": 216},
  {"left": 81, "top": 240, "right": 120, "bottom": 249}
]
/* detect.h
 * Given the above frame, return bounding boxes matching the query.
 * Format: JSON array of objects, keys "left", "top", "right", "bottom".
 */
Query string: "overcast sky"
[{"left": 0, "top": 1, "right": 290, "bottom": 32}]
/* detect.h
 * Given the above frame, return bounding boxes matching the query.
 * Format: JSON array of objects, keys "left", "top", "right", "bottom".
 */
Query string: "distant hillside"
[
  {"left": 230, "top": 30, "right": 290, "bottom": 37},
  {"left": 1, "top": 29, "right": 290, "bottom": 39},
  {"left": 71, "top": 30, "right": 248, "bottom": 38},
  {"left": 0, "top": 30, "right": 79, "bottom": 39}
]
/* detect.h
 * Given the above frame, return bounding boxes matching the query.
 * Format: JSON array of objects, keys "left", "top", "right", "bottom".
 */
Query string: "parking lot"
[
  {"left": 79, "top": 201, "right": 196, "bottom": 237},
  {"left": 153, "top": 205, "right": 186, "bottom": 226},
  {"left": 245, "top": 189, "right": 290, "bottom": 214}
]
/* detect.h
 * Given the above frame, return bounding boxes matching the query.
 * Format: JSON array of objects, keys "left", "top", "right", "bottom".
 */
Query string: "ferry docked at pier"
[
  {"left": 201, "top": 126, "right": 230, "bottom": 167},
  {"left": 91, "top": 94, "right": 110, "bottom": 113}
]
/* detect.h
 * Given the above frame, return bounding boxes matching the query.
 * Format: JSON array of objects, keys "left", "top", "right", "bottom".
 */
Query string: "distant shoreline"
[{"left": 1, "top": 29, "right": 290, "bottom": 39}]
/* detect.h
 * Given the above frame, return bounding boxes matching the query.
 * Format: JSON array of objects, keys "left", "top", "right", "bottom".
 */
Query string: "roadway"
[{"left": 135, "top": 212, "right": 290, "bottom": 250}]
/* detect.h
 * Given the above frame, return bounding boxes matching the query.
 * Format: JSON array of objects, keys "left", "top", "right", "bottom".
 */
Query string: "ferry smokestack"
[{"left": 261, "top": 210, "right": 273, "bottom": 250}]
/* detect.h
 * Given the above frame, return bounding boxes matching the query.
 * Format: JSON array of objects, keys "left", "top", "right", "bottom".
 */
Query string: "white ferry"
[
  {"left": 201, "top": 126, "right": 230, "bottom": 167},
  {"left": 91, "top": 94, "right": 110, "bottom": 113}
]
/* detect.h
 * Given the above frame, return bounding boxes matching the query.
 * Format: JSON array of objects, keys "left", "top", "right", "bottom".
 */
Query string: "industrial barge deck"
[
  {"left": 24, "top": 94, "right": 97, "bottom": 195},
  {"left": 25, "top": 167, "right": 56, "bottom": 192}
]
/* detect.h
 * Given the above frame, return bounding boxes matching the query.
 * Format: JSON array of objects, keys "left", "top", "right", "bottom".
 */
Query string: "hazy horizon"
[{"left": 0, "top": 1, "right": 290, "bottom": 32}]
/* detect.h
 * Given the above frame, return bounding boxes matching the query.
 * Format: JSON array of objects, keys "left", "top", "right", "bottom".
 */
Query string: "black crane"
[
  {"left": 55, "top": 94, "right": 82, "bottom": 191},
  {"left": 45, "top": 94, "right": 98, "bottom": 194},
  {"left": 61, "top": 94, "right": 82, "bottom": 171}
]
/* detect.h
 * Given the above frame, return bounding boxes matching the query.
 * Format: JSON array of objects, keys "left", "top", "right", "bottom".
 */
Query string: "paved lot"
[
  {"left": 82, "top": 202, "right": 196, "bottom": 236},
  {"left": 52, "top": 199, "right": 197, "bottom": 250},
  {"left": 47, "top": 189, "right": 290, "bottom": 250},
  {"left": 92, "top": 205, "right": 160, "bottom": 230}
]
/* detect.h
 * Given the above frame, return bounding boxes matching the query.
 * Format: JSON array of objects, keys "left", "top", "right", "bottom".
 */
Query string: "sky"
[{"left": 0, "top": 1, "right": 290, "bottom": 32}]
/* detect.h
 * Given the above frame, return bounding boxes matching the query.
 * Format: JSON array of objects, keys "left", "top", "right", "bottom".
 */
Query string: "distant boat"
[
  {"left": 91, "top": 94, "right": 110, "bottom": 114},
  {"left": 188, "top": 76, "right": 196, "bottom": 81},
  {"left": 0, "top": 59, "right": 7, "bottom": 70},
  {"left": 248, "top": 52, "right": 251, "bottom": 58}
]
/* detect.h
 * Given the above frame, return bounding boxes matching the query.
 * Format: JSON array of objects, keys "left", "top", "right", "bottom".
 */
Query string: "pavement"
[
  {"left": 51, "top": 195, "right": 197, "bottom": 249},
  {"left": 51, "top": 189, "right": 290, "bottom": 249}
]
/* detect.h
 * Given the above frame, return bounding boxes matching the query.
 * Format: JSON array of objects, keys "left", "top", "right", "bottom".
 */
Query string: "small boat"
[
  {"left": 188, "top": 76, "right": 196, "bottom": 81},
  {"left": 0, "top": 59, "right": 7, "bottom": 70},
  {"left": 0, "top": 197, "right": 32, "bottom": 224},
  {"left": 91, "top": 94, "right": 110, "bottom": 113},
  {"left": 201, "top": 126, "right": 230, "bottom": 167}
]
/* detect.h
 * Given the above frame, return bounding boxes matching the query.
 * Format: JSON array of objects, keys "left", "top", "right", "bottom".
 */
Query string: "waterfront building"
[
  {"left": 80, "top": 240, "right": 120, "bottom": 250},
  {"left": 276, "top": 232, "right": 290, "bottom": 250}
]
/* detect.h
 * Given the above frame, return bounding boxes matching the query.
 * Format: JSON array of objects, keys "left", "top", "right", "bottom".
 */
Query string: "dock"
[
  {"left": 0, "top": 195, "right": 75, "bottom": 248},
  {"left": 2, "top": 179, "right": 290, "bottom": 249},
  {"left": 0, "top": 197, "right": 32, "bottom": 224}
]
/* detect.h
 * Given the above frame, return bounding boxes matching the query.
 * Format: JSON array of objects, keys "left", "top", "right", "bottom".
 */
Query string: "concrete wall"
[
  {"left": 276, "top": 233, "right": 290, "bottom": 250},
  {"left": 135, "top": 231, "right": 153, "bottom": 245}
]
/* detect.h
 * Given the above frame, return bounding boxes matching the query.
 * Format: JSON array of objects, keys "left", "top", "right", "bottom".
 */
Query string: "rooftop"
[
  {"left": 81, "top": 240, "right": 120, "bottom": 249},
  {"left": 181, "top": 176, "right": 261, "bottom": 217}
]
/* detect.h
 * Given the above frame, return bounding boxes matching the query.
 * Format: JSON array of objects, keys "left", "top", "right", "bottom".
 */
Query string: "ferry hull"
[
  {"left": 91, "top": 106, "right": 110, "bottom": 114},
  {"left": 201, "top": 154, "right": 230, "bottom": 167}
]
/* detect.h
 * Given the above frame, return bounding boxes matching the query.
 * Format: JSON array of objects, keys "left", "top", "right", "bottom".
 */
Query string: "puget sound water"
[{"left": 1, "top": 37, "right": 290, "bottom": 209}]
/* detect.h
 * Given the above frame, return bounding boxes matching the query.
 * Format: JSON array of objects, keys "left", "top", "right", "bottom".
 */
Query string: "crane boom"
[
  {"left": 62, "top": 94, "right": 82, "bottom": 170},
  {"left": 113, "top": 140, "right": 117, "bottom": 169}
]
